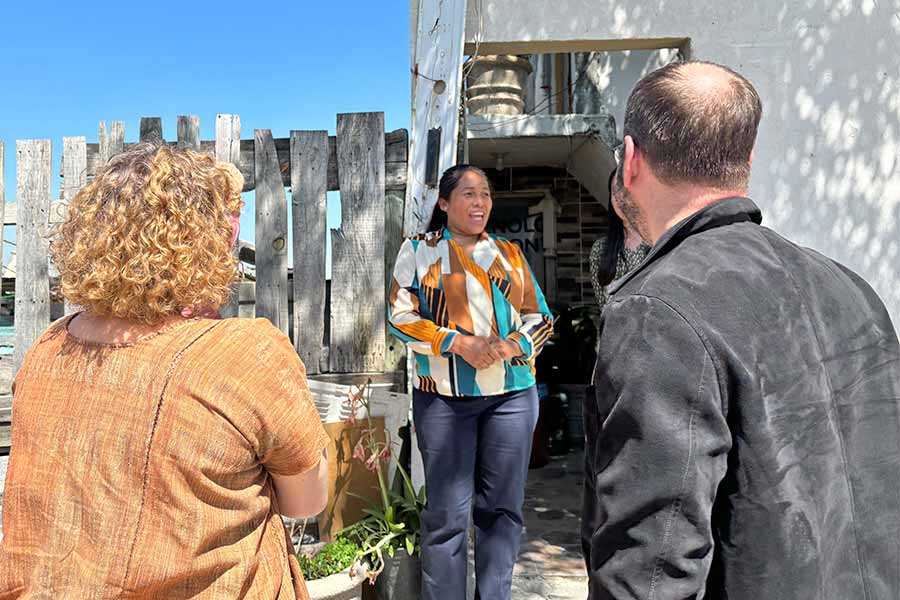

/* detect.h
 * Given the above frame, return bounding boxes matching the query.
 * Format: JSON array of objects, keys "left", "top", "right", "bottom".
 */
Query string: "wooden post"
[
  {"left": 384, "top": 129, "right": 408, "bottom": 373},
  {"left": 254, "top": 129, "right": 288, "bottom": 334},
  {"left": 177, "top": 115, "right": 201, "bottom": 150},
  {"left": 216, "top": 114, "right": 242, "bottom": 319},
  {"left": 384, "top": 188, "right": 407, "bottom": 373},
  {"left": 404, "top": 0, "right": 467, "bottom": 236},
  {"left": 140, "top": 117, "right": 163, "bottom": 143},
  {"left": 215, "top": 115, "right": 241, "bottom": 165},
  {"left": 14, "top": 140, "right": 52, "bottom": 375},
  {"left": 99, "top": 120, "right": 125, "bottom": 165},
  {"left": 61, "top": 137, "right": 87, "bottom": 315},
  {"left": 61, "top": 137, "right": 87, "bottom": 202},
  {"left": 330, "top": 113, "right": 386, "bottom": 373},
  {"left": 533, "top": 191, "right": 560, "bottom": 305},
  {"left": 109, "top": 121, "right": 125, "bottom": 157},
  {"left": 290, "top": 130, "right": 328, "bottom": 374},
  {"left": 99, "top": 121, "right": 109, "bottom": 165}
]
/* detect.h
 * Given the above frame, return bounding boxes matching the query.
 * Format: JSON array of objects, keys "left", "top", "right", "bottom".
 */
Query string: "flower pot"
[
  {"left": 374, "top": 549, "right": 420, "bottom": 600},
  {"left": 306, "top": 560, "right": 368, "bottom": 600}
]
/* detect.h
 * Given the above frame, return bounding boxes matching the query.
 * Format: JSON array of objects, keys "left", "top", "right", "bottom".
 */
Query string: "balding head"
[{"left": 623, "top": 60, "right": 762, "bottom": 190}]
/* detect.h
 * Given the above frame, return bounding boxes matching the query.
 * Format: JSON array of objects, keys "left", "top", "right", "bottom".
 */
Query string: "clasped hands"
[{"left": 449, "top": 334, "right": 524, "bottom": 370}]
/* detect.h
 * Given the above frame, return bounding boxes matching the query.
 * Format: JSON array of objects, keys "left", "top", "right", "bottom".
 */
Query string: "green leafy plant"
[
  {"left": 338, "top": 381, "right": 426, "bottom": 583},
  {"left": 297, "top": 536, "right": 361, "bottom": 580}
]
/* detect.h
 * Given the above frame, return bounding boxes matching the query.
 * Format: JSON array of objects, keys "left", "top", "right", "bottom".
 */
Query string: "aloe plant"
[{"left": 339, "top": 381, "right": 425, "bottom": 583}]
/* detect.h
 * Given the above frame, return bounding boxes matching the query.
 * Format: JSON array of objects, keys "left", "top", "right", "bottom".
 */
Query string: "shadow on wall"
[
  {"left": 478, "top": 0, "right": 900, "bottom": 323},
  {"left": 760, "top": 0, "right": 900, "bottom": 324},
  {"left": 574, "top": 48, "right": 679, "bottom": 138}
]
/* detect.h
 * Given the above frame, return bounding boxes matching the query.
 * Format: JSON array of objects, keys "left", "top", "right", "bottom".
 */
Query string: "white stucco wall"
[
  {"left": 573, "top": 49, "right": 677, "bottom": 138},
  {"left": 466, "top": 0, "right": 900, "bottom": 328}
]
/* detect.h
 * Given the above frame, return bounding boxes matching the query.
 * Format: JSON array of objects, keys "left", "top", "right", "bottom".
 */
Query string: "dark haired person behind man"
[{"left": 582, "top": 60, "right": 900, "bottom": 600}]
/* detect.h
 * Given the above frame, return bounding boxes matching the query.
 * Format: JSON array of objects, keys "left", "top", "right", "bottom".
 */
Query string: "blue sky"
[{"left": 0, "top": 0, "right": 410, "bottom": 273}]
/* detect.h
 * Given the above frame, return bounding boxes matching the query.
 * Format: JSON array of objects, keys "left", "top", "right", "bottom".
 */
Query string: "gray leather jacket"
[{"left": 583, "top": 197, "right": 900, "bottom": 600}]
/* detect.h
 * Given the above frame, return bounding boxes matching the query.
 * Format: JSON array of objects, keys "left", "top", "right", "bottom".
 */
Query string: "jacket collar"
[
  {"left": 609, "top": 196, "right": 762, "bottom": 293},
  {"left": 441, "top": 227, "right": 497, "bottom": 272}
]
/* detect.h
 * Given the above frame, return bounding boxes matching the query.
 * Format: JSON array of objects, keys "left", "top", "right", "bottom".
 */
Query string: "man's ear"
[
  {"left": 749, "top": 147, "right": 755, "bottom": 167},
  {"left": 623, "top": 135, "right": 639, "bottom": 188}
]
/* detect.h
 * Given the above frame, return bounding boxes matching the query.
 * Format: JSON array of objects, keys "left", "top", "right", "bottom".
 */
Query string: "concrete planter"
[
  {"left": 374, "top": 549, "right": 420, "bottom": 600},
  {"left": 305, "top": 561, "right": 368, "bottom": 600},
  {"left": 465, "top": 55, "right": 534, "bottom": 115}
]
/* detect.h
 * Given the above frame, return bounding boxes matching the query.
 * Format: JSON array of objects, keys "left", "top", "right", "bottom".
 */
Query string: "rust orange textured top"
[{"left": 0, "top": 316, "right": 328, "bottom": 599}]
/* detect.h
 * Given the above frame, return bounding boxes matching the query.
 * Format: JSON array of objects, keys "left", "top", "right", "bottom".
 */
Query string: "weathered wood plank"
[
  {"left": 0, "top": 424, "right": 10, "bottom": 451},
  {"left": 99, "top": 121, "right": 108, "bottom": 164},
  {"left": 215, "top": 115, "right": 242, "bottom": 165},
  {"left": 291, "top": 130, "right": 328, "bottom": 375},
  {"left": 254, "top": 129, "right": 289, "bottom": 334},
  {"left": 177, "top": 115, "right": 201, "bottom": 150},
  {"left": 4, "top": 201, "right": 67, "bottom": 226},
  {"left": 383, "top": 130, "right": 408, "bottom": 374},
  {"left": 98, "top": 120, "right": 127, "bottom": 168},
  {"left": 109, "top": 121, "right": 125, "bottom": 157},
  {"left": 405, "top": 0, "right": 467, "bottom": 235},
  {"left": 14, "top": 140, "right": 52, "bottom": 375},
  {"left": 61, "top": 137, "right": 87, "bottom": 201},
  {"left": 75, "top": 129, "right": 408, "bottom": 192},
  {"left": 330, "top": 113, "right": 386, "bottom": 373},
  {"left": 139, "top": 117, "right": 163, "bottom": 142},
  {"left": 384, "top": 188, "right": 407, "bottom": 374},
  {"left": 216, "top": 114, "right": 242, "bottom": 319},
  {"left": 61, "top": 136, "right": 87, "bottom": 316}
]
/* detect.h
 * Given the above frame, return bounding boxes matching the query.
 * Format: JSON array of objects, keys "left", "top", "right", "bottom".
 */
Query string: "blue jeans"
[{"left": 413, "top": 386, "right": 539, "bottom": 600}]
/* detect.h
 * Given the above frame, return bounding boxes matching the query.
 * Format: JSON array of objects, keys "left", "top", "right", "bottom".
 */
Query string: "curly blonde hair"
[{"left": 51, "top": 142, "right": 244, "bottom": 323}]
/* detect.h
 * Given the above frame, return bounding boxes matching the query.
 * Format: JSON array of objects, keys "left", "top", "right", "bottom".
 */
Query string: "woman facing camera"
[
  {"left": 388, "top": 165, "right": 554, "bottom": 600},
  {"left": 0, "top": 143, "right": 328, "bottom": 600}
]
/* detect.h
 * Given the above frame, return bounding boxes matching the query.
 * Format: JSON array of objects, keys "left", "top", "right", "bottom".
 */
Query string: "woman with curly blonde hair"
[{"left": 0, "top": 142, "right": 329, "bottom": 600}]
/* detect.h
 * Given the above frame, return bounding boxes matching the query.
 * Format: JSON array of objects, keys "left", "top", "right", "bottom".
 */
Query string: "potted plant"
[
  {"left": 339, "top": 382, "right": 425, "bottom": 600},
  {"left": 297, "top": 534, "right": 369, "bottom": 600}
]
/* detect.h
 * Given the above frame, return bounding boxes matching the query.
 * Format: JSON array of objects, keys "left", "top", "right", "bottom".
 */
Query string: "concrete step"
[{"left": 512, "top": 573, "right": 588, "bottom": 600}]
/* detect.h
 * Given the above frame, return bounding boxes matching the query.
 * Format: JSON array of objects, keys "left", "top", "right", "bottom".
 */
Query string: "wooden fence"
[{"left": 1, "top": 112, "right": 408, "bottom": 381}]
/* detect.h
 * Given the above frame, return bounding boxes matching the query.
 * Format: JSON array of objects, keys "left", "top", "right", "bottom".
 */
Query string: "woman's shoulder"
[
  {"left": 209, "top": 316, "right": 292, "bottom": 345},
  {"left": 36, "top": 314, "right": 76, "bottom": 344},
  {"left": 195, "top": 317, "right": 301, "bottom": 369},
  {"left": 15, "top": 316, "right": 76, "bottom": 372},
  {"left": 214, "top": 316, "right": 286, "bottom": 337},
  {"left": 590, "top": 237, "right": 608, "bottom": 261}
]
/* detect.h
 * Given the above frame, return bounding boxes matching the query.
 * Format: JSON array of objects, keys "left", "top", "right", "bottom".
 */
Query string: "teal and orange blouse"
[{"left": 388, "top": 228, "right": 553, "bottom": 397}]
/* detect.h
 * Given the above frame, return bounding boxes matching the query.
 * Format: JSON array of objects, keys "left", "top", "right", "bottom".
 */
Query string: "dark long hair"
[
  {"left": 426, "top": 164, "right": 489, "bottom": 232},
  {"left": 595, "top": 169, "right": 624, "bottom": 287}
]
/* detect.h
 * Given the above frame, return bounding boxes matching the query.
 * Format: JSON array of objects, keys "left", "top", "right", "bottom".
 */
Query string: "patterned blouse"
[
  {"left": 589, "top": 237, "right": 651, "bottom": 310},
  {"left": 388, "top": 228, "right": 554, "bottom": 397}
]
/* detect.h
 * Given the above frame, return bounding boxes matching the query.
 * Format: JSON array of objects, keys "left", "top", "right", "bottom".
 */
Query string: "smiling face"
[{"left": 438, "top": 169, "right": 493, "bottom": 237}]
